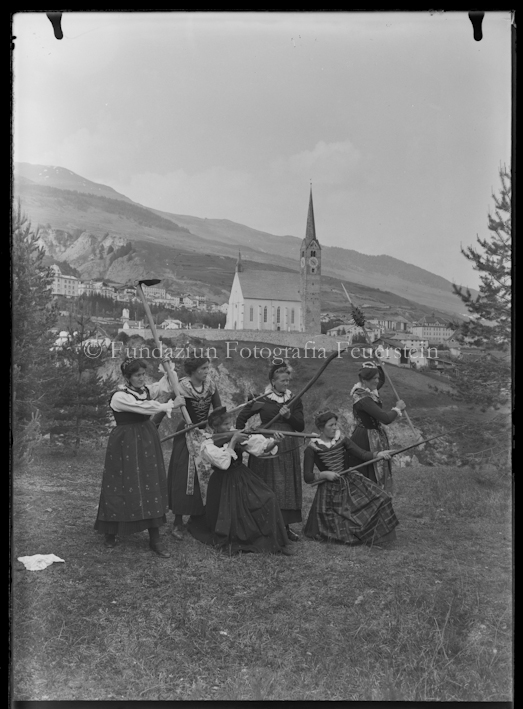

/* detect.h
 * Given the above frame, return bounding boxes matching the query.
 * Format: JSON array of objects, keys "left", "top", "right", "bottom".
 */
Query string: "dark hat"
[
  {"left": 314, "top": 409, "right": 338, "bottom": 429},
  {"left": 207, "top": 406, "right": 229, "bottom": 428},
  {"left": 358, "top": 361, "right": 380, "bottom": 380},
  {"left": 121, "top": 357, "right": 147, "bottom": 378}
]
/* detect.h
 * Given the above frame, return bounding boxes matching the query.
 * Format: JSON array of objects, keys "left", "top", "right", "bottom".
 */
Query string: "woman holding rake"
[
  {"left": 166, "top": 357, "right": 222, "bottom": 539},
  {"left": 235, "top": 363, "right": 304, "bottom": 542},
  {"left": 303, "top": 410, "right": 398, "bottom": 546},
  {"left": 349, "top": 362, "right": 406, "bottom": 494},
  {"left": 94, "top": 357, "right": 185, "bottom": 557}
]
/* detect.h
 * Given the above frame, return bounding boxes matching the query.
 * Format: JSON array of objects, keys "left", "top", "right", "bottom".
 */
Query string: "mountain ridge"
[{"left": 12, "top": 162, "right": 473, "bottom": 319}]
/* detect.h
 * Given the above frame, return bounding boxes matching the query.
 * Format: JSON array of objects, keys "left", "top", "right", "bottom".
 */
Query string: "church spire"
[
  {"left": 304, "top": 187, "right": 318, "bottom": 246},
  {"left": 236, "top": 251, "right": 244, "bottom": 272}
]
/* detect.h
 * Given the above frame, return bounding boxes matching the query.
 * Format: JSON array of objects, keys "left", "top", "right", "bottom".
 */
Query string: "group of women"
[{"left": 94, "top": 356, "right": 407, "bottom": 558}]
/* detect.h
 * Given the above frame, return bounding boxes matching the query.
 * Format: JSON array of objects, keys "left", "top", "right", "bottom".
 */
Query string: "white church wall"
[{"left": 224, "top": 274, "right": 244, "bottom": 330}]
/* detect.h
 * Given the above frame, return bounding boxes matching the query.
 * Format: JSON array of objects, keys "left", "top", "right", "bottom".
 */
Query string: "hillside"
[
  {"left": 14, "top": 163, "right": 137, "bottom": 205},
  {"left": 13, "top": 162, "right": 472, "bottom": 319}
]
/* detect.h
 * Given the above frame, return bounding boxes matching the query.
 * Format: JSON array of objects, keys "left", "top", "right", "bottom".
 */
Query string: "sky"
[{"left": 12, "top": 11, "right": 512, "bottom": 288}]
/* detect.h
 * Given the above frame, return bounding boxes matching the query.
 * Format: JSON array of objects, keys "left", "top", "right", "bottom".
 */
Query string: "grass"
[{"left": 11, "top": 444, "right": 512, "bottom": 701}]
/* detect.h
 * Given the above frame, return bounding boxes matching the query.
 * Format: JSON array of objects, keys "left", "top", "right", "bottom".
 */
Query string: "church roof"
[
  {"left": 303, "top": 187, "right": 320, "bottom": 248},
  {"left": 238, "top": 270, "right": 301, "bottom": 302}
]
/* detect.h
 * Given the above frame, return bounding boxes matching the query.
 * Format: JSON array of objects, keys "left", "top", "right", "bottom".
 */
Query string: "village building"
[
  {"left": 225, "top": 189, "right": 321, "bottom": 333},
  {"left": 50, "top": 265, "right": 80, "bottom": 298},
  {"left": 161, "top": 319, "right": 184, "bottom": 330},
  {"left": 411, "top": 314, "right": 455, "bottom": 344},
  {"left": 326, "top": 323, "right": 381, "bottom": 342},
  {"left": 374, "top": 334, "right": 431, "bottom": 371},
  {"left": 367, "top": 315, "right": 412, "bottom": 332}
]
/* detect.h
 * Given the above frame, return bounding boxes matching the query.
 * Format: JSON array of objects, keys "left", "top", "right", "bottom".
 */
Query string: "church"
[{"left": 224, "top": 189, "right": 322, "bottom": 333}]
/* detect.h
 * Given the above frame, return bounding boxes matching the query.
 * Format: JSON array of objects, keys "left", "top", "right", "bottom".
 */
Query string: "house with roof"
[
  {"left": 367, "top": 315, "right": 412, "bottom": 332},
  {"left": 161, "top": 319, "right": 184, "bottom": 330},
  {"left": 373, "top": 334, "right": 431, "bottom": 370},
  {"left": 225, "top": 189, "right": 321, "bottom": 333},
  {"left": 411, "top": 315, "right": 455, "bottom": 344},
  {"left": 225, "top": 260, "right": 302, "bottom": 331},
  {"left": 50, "top": 265, "right": 80, "bottom": 298}
]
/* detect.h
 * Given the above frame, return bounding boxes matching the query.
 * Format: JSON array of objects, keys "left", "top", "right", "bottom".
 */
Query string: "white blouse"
[
  {"left": 110, "top": 375, "right": 176, "bottom": 415},
  {"left": 200, "top": 433, "right": 278, "bottom": 470}
]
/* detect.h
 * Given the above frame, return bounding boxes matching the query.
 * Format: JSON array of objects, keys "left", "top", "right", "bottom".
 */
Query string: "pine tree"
[
  {"left": 49, "top": 316, "right": 113, "bottom": 454},
  {"left": 12, "top": 203, "right": 59, "bottom": 454},
  {"left": 453, "top": 165, "right": 511, "bottom": 348},
  {"left": 447, "top": 165, "right": 512, "bottom": 412}
]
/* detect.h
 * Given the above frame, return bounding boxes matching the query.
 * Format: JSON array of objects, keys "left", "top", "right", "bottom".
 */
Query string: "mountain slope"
[
  {"left": 13, "top": 162, "right": 472, "bottom": 318},
  {"left": 14, "top": 163, "right": 137, "bottom": 204}
]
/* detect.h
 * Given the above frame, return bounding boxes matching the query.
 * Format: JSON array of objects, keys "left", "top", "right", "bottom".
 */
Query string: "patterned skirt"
[
  {"left": 247, "top": 421, "right": 302, "bottom": 524},
  {"left": 166, "top": 421, "right": 205, "bottom": 517},
  {"left": 350, "top": 424, "right": 393, "bottom": 494},
  {"left": 94, "top": 420, "right": 168, "bottom": 535},
  {"left": 303, "top": 473, "right": 398, "bottom": 545}
]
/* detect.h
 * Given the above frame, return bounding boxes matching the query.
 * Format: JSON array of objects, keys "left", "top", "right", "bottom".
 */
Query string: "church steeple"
[
  {"left": 300, "top": 187, "right": 321, "bottom": 333},
  {"left": 304, "top": 187, "right": 318, "bottom": 246},
  {"left": 235, "top": 251, "right": 244, "bottom": 273}
]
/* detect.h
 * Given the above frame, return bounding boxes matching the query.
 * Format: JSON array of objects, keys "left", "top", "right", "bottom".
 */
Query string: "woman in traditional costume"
[
  {"left": 235, "top": 363, "right": 304, "bottom": 542},
  {"left": 188, "top": 408, "right": 296, "bottom": 556},
  {"left": 167, "top": 357, "right": 221, "bottom": 539},
  {"left": 303, "top": 411, "right": 398, "bottom": 545},
  {"left": 94, "top": 358, "right": 184, "bottom": 557},
  {"left": 349, "top": 362, "right": 406, "bottom": 494}
]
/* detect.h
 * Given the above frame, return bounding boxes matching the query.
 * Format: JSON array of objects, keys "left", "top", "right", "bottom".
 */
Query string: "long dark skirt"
[
  {"left": 303, "top": 473, "right": 398, "bottom": 546},
  {"left": 350, "top": 424, "right": 393, "bottom": 493},
  {"left": 188, "top": 463, "right": 289, "bottom": 554},
  {"left": 247, "top": 421, "right": 302, "bottom": 525},
  {"left": 94, "top": 420, "right": 168, "bottom": 535},
  {"left": 167, "top": 421, "right": 205, "bottom": 517}
]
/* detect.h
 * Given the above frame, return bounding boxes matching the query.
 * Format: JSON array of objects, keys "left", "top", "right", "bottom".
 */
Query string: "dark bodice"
[
  {"left": 303, "top": 437, "right": 373, "bottom": 483},
  {"left": 184, "top": 390, "right": 222, "bottom": 425},
  {"left": 110, "top": 386, "right": 152, "bottom": 426},
  {"left": 352, "top": 366, "right": 398, "bottom": 430},
  {"left": 112, "top": 411, "right": 151, "bottom": 425},
  {"left": 311, "top": 440, "right": 348, "bottom": 473},
  {"left": 236, "top": 396, "right": 304, "bottom": 432},
  {"left": 353, "top": 397, "right": 398, "bottom": 430}
]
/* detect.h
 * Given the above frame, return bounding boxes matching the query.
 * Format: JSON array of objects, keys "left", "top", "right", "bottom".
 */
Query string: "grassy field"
[{"left": 11, "top": 444, "right": 512, "bottom": 701}]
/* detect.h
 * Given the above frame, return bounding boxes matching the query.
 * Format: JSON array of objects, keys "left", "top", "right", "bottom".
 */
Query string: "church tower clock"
[{"left": 300, "top": 188, "right": 322, "bottom": 333}]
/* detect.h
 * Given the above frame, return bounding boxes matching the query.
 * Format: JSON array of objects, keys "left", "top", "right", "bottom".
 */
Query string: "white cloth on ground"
[{"left": 17, "top": 554, "right": 65, "bottom": 571}]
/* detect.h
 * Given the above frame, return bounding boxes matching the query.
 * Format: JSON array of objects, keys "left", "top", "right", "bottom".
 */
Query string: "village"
[{"left": 49, "top": 191, "right": 481, "bottom": 379}]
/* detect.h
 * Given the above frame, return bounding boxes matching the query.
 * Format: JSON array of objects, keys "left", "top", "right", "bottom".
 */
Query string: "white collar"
[
  {"left": 309, "top": 429, "right": 342, "bottom": 450},
  {"left": 350, "top": 382, "right": 381, "bottom": 403},
  {"left": 264, "top": 384, "right": 292, "bottom": 403}
]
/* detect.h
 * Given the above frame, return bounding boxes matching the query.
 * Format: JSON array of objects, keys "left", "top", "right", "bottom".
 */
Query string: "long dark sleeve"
[
  {"left": 235, "top": 400, "right": 255, "bottom": 430},
  {"left": 342, "top": 437, "right": 375, "bottom": 463},
  {"left": 303, "top": 446, "right": 317, "bottom": 484},
  {"left": 355, "top": 396, "right": 398, "bottom": 425},
  {"left": 211, "top": 390, "right": 222, "bottom": 409},
  {"left": 286, "top": 398, "right": 305, "bottom": 432}
]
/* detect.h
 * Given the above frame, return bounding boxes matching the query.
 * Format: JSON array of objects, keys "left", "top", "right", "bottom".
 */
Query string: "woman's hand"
[
  {"left": 279, "top": 404, "right": 291, "bottom": 419},
  {"left": 377, "top": 450, "right": 393, "bottom": 460},
  {"left": 172, "top": 395, "right": 186, "bottom": 409},
  {"left": 322, "top": 470, "right": 341, "bottom": 482},
  {"left": 161, "top": 400, "right": 175, "bottom": 418},
  {"left": 231, "top": 431, "right": 249, "bottom": 447},
  {"left": 272, "top": 431, "right": 285, "bottom": 440},
  {"left": 395, "top": 400, "right": 406, "bottom": 411}
]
